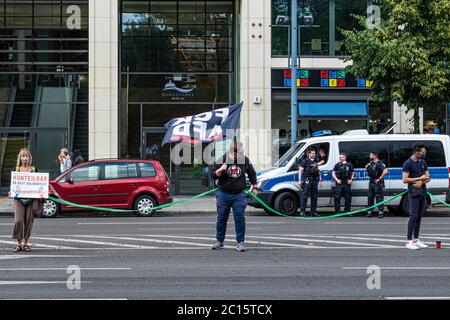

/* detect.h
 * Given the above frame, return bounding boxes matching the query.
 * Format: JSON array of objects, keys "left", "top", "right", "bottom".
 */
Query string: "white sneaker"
[
  {"left": 414, "top": 240, "right": 428, "bottom": 248},
  {"left": 406, "top": 241, "right": 419, "bottom": 250}
]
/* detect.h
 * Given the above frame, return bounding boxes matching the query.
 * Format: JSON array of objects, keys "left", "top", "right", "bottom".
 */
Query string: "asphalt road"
[{"left": 1, "top": 212, "right": 450, "bottom": 300}]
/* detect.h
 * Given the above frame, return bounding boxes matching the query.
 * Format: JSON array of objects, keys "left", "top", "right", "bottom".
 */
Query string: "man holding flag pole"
[
  {"left": 161, "top": 102, "right": 257, "bottom": 251},
  {"left": 210, "top": 140, "right": 258, "bottom": 252}
]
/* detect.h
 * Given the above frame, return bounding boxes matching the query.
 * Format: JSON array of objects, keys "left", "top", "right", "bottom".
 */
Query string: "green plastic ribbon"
[
  {"left": 427, "top": 192, "right": 450, "bottom": 208},
  {"left": 49, "top": 188, "right": 219, "bottom": 213},
  {"left": 48, "top": 188, "right": 447, "bottom": 218},
  {"left": 244, "top": 189, "right": 409, "bottom": 220}
]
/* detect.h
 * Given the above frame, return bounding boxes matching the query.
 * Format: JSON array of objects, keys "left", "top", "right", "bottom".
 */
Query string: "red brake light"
[{"left": 447, "top": 167, "right": 450, "bottom": 189}]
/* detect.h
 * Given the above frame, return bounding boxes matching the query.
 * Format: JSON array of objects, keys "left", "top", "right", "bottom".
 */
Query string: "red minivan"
[{"left": 42, "top": 159, "right": 173, "bottom": 218}]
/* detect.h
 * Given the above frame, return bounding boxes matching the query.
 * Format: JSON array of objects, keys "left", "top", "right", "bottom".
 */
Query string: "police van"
[{"left": 249, "top": 130, "right": 450, "bottom": 216}]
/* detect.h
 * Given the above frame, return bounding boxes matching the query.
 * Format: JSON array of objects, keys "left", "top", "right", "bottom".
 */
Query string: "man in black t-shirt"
[
  {"left": 210, "top": 141, "right": 257, "bottom": 252},
  {"left": 365, "top": 151, "right": 388, "bottom": 218},
  {"left": 332, "top": 153, "right": 354, "bottom": 214},
  {"left": 298, "top": 148, "right": 321, "bottom": 217},
  {"left": 402, "top": 143, "right": 431, "bottom": 250}
]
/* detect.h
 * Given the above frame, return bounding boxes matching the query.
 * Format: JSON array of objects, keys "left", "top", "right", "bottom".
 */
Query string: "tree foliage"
[{"left": 341, "top": 0, "right": 450, "bottom": 133}]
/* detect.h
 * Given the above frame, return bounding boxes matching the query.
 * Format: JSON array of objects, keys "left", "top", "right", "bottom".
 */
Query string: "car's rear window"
[{"left": 138, "top": 163, "right": 157, "bottom": 178}]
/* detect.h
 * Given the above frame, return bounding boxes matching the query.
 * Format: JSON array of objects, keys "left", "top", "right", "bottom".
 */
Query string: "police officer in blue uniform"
[
  {"left": 298, "top": 148, "right": 321, "bottom": 217},
  {"left": 365, "top": 151, "right": 388, "bottom": 218},
  {"left": 332, "top": 153, "right": 354, "bottom": 214},
  {"left": 402, "top": 143, "right": 431, "bottom": 250}
]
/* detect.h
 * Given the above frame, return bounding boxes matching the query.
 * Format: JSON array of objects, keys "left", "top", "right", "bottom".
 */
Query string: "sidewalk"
[{"left": 0, "top": 196, "right": 261, "bottom": 217}]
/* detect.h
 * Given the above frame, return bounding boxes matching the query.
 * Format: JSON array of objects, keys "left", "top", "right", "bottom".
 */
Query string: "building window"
[
  {"left": 0, "top": 0, "right": 89, "bottom": 186},
  {"left": 121, "top": 0, "right": 233, "bottom": 72},
  {"left": 335, "top": 0, "right": 367, "bottom": 56},
  {"left": 423, "top": 104, "right": 446, "bottom": 134},
  {"left": 120, "top": 1, "right": 236, "bottom": 194},
  {"left": 271, "top": 0, "right": 368, "bottom": 57},
  {"left": 368, "top": 101, "right": 391, "bottom": 134}
]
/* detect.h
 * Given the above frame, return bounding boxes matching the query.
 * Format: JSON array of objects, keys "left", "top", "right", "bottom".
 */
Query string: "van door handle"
[{"left": 130, "top": 183, "right": 138, "bottom": 188}]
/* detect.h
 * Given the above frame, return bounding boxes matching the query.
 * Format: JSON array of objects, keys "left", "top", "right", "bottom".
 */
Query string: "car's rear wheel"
[
  {"left": 42, "top": 199, "right": 60, "bottom": 218},
  {"left": 273, "top": 191, "right": 298, "bottom": 216},
  {"left": 134, "top": 195, "right": 157, "bottom": 217}
]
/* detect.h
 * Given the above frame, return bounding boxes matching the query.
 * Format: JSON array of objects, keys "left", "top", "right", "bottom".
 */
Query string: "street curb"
[{"left": 0, "top": 210, "right": 266, "bottom": 218}]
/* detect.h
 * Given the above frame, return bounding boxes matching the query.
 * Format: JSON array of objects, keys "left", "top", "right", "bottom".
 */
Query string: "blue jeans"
[{"left": 216, "top": 190, "right": 247, "bottom": 244}]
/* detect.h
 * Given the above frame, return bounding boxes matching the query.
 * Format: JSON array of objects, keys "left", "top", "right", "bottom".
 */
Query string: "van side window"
[
  {"left": 389, "top": 141, "right": 445, "bottom": 167},
  {"left": 291, "top": 142, "right": 330, "bottom": 172},
  {"left": 339, "top": 141, "right": 389, "bottom": 168}
]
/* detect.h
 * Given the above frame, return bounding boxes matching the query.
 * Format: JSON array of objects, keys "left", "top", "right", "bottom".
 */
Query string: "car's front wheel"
[
  {"left": 134, "top": 195, "right": 157, "bottom": 217},
  {"left": 42, "top": 199, "right": 60, "bottom": 218}
]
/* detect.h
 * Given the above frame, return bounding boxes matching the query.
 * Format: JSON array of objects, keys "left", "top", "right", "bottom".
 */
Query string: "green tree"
[{"left": 341, "top": 0, "right": 450, "bottom": 133}]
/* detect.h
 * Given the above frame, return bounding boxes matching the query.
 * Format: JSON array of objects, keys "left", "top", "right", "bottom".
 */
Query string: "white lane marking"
[
  {"left": 77, "top": 222, "right": 286, "bottom": 225},
  {"left": 2, "top": 298, "right": 128, "bottom": 300},
  {"left": 137, "top": 234, "right": 326, "bottom": 248},
  {"left": 72, "top": 235, "right": 213, "bottom": 248},
  {"left": 272, "top": 234, "right": 433, "bottom": 245},
  {"left": 0, "top": 223, "right": 13, "bottom": 226},
  {"left": 0, "top": 246, "right": 413, "bottom": 251},
  {"left": 30, "top": 236, "right": 159, "bottom": 249},
  {"left": 0, "top": 267, "right": 131, "bottom": 271},
  {"left": 247, "top": 235, "right": 401, "bottom": 248},
  {"left": 325, "top": 222, "right": 450, "bottom": 225},
  {"left": 0, "top": 239, "right": 76, "bottom": 250},
  {"left": 137, "top": 227, "right": 263, "bottom": 231},
  {"left": 343, "top": 267, "right": 450, "bottom": 270},
  {"left": 354, "top": 233, "right": 450, "bottom": 242},
  {"left": 0, "top": 254, "right": 93, "bottom": 260},
  {"left": 0, "top": 281, "right": 92, "bottom": 286},
  {"left": 385, "top": 297, "right": 450, "bottom": 300}
]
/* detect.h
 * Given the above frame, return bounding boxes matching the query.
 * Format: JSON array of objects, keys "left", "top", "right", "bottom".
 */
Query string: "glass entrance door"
[
  {"left": 141, "top": 127, "right": 209, "bottom": 195},
  {"left": 33, "top": 129, "right": 68, "bottom": 179},
  {"left": 0, "top": 128, "right": 67, "bottom": 188},
  {"left": 142, "top": 127, "right": 175, "bottom": 188}
]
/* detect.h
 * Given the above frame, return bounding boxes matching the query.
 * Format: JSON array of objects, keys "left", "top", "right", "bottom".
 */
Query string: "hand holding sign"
[{"left": 10, "top": 171, "right": 49, "bottom": 199}]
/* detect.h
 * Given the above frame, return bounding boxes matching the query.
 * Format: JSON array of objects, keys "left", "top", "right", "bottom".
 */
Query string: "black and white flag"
[{"left": 161, "top": 102, "right": 242, "bottom": 145}]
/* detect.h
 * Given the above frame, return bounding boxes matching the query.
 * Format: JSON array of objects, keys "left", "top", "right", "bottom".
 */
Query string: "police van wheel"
[
  {"left": 273, "top": 192, "right": 298, "bottom": 216},
  {"left": 401, "top": 197, "right": 409, "bottom": 216},
  {"left": 400, "top": 196, "right": 430, "bottom": 216},
  {"left": 264, "top": 207, "right": 277, "bottom": 216},
  {"left": 387, "top": 205, "right": 402, "bottom": 216}
]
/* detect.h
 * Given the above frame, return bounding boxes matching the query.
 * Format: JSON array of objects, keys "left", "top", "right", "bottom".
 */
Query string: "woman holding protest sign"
[{"left": 10, "top": 148, "right": 42, "bottom": 252}]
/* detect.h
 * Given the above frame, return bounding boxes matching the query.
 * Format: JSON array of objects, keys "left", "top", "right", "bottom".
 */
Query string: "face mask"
[
  {"left": 20, "top": 157, "right": 29, "bottom": 163},
  {"left": 421, "top": 151, "right": 427, "bottom": 159}
]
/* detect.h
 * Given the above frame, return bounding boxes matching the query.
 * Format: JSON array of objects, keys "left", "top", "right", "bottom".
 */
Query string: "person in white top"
[{"left": 58, "top": 148, "right": 72, "bottom": 173}]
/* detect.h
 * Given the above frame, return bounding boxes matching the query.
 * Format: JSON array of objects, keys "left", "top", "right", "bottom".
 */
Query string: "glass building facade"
[
  {"left": 0, "top": 0, "right": 89, "bottom": 187},
  {"left": 120, "top": 0, "right": 236, "bottom": 194},
  {"left": 271, "top": 0, "right": 368, "bottom": 56}
]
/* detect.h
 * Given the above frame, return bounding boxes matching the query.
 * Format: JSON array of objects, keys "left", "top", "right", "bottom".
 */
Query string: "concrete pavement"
[
  {"left": 0, "top": 195, "right": 448, "bottom": 217},
  {"left": 1, "top": 215, "right": 450, "bottom": 299}
]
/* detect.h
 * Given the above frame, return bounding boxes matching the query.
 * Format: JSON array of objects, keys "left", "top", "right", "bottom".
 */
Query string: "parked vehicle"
[
  {"left": 42, "top": 159, "right": 173, "bottom": 218},
  {"left": 248, "top": 130, "right": 450, "bottom": 216}
]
